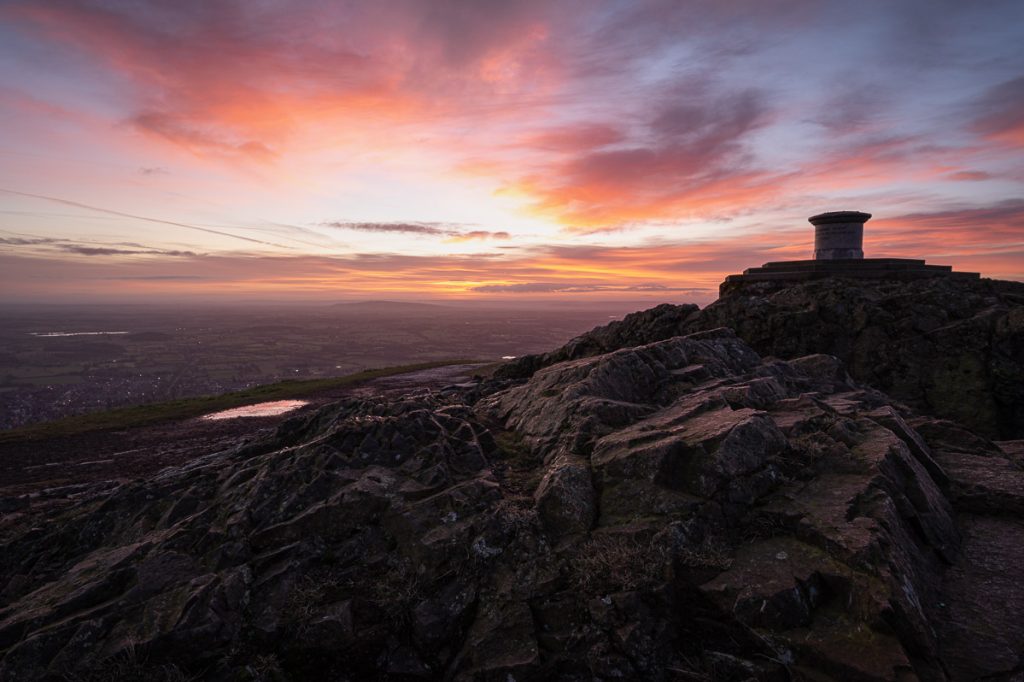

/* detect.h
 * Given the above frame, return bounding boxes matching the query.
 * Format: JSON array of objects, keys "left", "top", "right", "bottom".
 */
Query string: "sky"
[{"left": 0, "top": 0, "right": 1022, "bottom": 304}]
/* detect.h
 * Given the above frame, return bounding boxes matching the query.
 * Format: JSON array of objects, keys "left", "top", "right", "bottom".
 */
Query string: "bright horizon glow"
[{"left": 1, "top": 0, "right": 1022, "bottom": 305}]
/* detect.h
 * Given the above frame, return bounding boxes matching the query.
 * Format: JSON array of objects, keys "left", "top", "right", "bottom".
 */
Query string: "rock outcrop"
[
  {"left": 2, "top": 278, "right": 1023, "bottom": 680},
  {"left": 691, "top": 276, "right": 1024, "bottom": 439},
  {"left": 495, "top": 303, "right": 700, "bottom": 380},
  {"left": 508, "top": 276, "right": 1024, "bottom": 438}
]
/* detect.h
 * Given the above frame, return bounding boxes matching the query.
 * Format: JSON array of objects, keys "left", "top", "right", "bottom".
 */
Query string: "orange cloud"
[
  {"left": 518, "top": 124, "right": 625, "bottom": 153},
  {"left": 3, "top": 0, "right": 566, "bottom": 165}
]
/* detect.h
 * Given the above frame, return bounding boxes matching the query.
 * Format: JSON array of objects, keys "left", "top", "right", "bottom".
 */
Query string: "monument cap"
[{"left": 809, "top": 211, "right": 872, "bottom": 225}]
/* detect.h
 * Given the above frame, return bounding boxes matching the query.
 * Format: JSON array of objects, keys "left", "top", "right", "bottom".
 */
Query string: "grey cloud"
[
  {"left": 456, "top": 230, "right": 511, "bottom": 240},
  {"left": 948, "top": 171, "right": 993, "bottom": 182},
  {"left": 1, "top": 234, "right": 200, "bottom": 257},
  {"left": 810, "top": 83, "right": 891, "bottom": 135},
  {"left": 108, "top": 275, "right": 207, "bottom": 280},
  {"left": 972, "top": 76, "right": 1024, "bottom": 139},
  {"left": 323, "top": 221, "right": 450, "bottom": 236},
  {"left": 0, "top": 237, "right": 61, "bottom": 245},
  {"left": 323, "top": 221, "right": 511, "bottom": 241},
  {"left": 59, "top": 245, "right": 199, "bottom": 257}
]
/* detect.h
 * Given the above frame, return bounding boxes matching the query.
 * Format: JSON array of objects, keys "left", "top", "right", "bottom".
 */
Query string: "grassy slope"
[{"left": 0, "top": 360, "right": 483, "bottom": 443}]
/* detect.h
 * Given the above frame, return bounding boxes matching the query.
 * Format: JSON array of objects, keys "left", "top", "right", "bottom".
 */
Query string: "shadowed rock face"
[
  {"left": 691, "top": 276, "right": 1024, "bottom": 439},
  {"left": 3, "top": 317, "right": 1023, "bottom": 681}
]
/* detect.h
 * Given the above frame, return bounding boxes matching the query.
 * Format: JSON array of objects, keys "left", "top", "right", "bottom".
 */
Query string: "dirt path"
[{"left": 0, "top": 363, "right": 484, "bottom": 499}]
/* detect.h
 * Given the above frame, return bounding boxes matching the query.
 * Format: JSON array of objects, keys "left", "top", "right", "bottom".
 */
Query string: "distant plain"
[{"left": 0, "top": 300, "right": 655, "bottom": 430}]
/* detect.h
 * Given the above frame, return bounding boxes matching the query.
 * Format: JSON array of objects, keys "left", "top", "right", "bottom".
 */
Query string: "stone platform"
[{"left": 721, "top": 257, "right": 980, "bottom": 296}]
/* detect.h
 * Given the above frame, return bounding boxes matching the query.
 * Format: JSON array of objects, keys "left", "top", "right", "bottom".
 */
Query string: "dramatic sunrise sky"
[{"left": 1, "top": 0, "right": 1022, "bottom": 303}]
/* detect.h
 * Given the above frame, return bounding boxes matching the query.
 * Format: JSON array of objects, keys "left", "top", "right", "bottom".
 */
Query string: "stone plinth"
[
  {"left": 720, "top": 258, "right": 980, "bottom": 296},
  {"left": 718, "top": 210, "right": 980, "bottom": 296},
  {"left": 811, "top": 211, "right": 871, "bottom": 260}
]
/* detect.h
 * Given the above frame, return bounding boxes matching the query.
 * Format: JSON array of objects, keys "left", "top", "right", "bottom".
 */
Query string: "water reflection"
[
  {"left": 30, "top": 331, "right": 129, "bottom": 337},
  {"left": 201, "top": 400, "right": 308, "bottom": 420}
]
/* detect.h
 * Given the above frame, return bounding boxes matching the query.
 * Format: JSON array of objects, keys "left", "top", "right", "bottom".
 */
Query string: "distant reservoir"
[
  {"left": 29, "top": 331, "right": 129, "bottom": 337},
  {"left": 201, "top": 400, "right": 308, "bottom": 420}
]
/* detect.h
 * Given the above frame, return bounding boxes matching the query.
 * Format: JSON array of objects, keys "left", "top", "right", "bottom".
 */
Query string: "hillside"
[
  {"left": 1, "top": 277, "right": 1023, "bottom": 680},
  {"left": 330, "top": 300, "right": 452, "bottom": 313},
  {"left": 502, "top": 276, "right": 1024, "bottom": 439}
]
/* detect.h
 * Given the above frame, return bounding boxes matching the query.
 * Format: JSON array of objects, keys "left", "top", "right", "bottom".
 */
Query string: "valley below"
[{"left": 0, "top": 301, "right": 636, "bottom": 430}]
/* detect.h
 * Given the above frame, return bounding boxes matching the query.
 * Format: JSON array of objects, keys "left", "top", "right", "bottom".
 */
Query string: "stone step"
[
  {"left": 758, "top": 258, "right": 927, "bottom": 269},
  {"left": 745, "top": 259, "right": 945, "bottom": 275},
  {"left": 722, "top": 268, "right": 980, "bottom": 285}
]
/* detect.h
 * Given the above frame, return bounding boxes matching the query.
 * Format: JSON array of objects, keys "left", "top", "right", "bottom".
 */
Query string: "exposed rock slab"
[
  {"left": 1, "top": 316, "right": 1022, "bottom": 680},
  {"left": 936, "top": 515, "right": 1024, "bottom": 681}
]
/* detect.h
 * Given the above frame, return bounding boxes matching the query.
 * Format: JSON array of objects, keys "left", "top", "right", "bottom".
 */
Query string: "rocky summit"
[{"left": 2, "top": 277, "right": 1024, "bottom": 681}]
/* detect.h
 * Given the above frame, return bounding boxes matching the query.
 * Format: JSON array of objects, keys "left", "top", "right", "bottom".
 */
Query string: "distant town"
[{"left": 0, "top": 301, "right": 639, "bottom": 429}]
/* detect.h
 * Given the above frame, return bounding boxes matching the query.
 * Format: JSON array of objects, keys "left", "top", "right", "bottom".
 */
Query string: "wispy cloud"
[
  {"left": 1, "top": 233, "right": 200, "bottom": 258},
  {"left": 322, "top": 221, "right": 450, "bottom": 236},
  {"left": 131, "top": 111, "right": 277, "bottom": 162},
  {"left": 109, "top": 275, "right": 207, "bottom": 280},
  {"left": 58, "top": 245, "right": 198, "bottom": 257},
  {"left": 0, "top": 188, "right": 295, "bottom": 249},
  {"left": 0, "top": 236, "right": 60, "bottom": 245},
  {"left": 504, "top": 86, "right": 781, "bottom": 229},
  {"left": 446, "top": 230, "right": 512, "bottom": 242},
  {"left": 971, "top": 76, "right": 1024, "bottom": 146},
  {"left": 323, "top": 221, "right": 511, "bottom": 241},
  {"left": 871, "top": 199, "right": 1024, "bottom": 255},
  {"left": 947, "top": 170, "right": 993, "bottom": 182}
]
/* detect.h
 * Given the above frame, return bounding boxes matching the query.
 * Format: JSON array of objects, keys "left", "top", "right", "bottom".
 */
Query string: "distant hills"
[{"left": 329, "top": 300, "right": 452, "bottom": 312}]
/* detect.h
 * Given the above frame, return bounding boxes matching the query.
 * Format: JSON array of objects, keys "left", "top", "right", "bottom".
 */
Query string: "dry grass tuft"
[
  {"left": 242, "top": 654, "right": 287, "bottom": 682},
  {"left": 571, "top": 534, "right": 670, "bottom": 593},
  {"left": 492, "top": 495, "right": 539, "bottom": 535},
  {"left": 368, "top": 559, "right": 425, "bottom": 625},
  {"left": 675, "top": 539, "right": 734, "bottom": 570},
  {"left": 62, "top": 640, "right": 197, "bottom": 682}
]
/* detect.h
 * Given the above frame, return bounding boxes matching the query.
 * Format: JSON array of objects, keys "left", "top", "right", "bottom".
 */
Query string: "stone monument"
[
  {"left": 719, "top": 211, "right": 979, "bottom": 295},
  {"left": 810, "top": 210, "right": 870, "bottom": 260}
]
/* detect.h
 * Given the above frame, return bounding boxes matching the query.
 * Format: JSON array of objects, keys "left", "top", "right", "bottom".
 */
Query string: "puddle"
[
  {"left": 30, "top": 331, "right": 129, "bottom": 337},
  {"left": 200, "top": 400, "right": 308, "bottom": 420}
]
